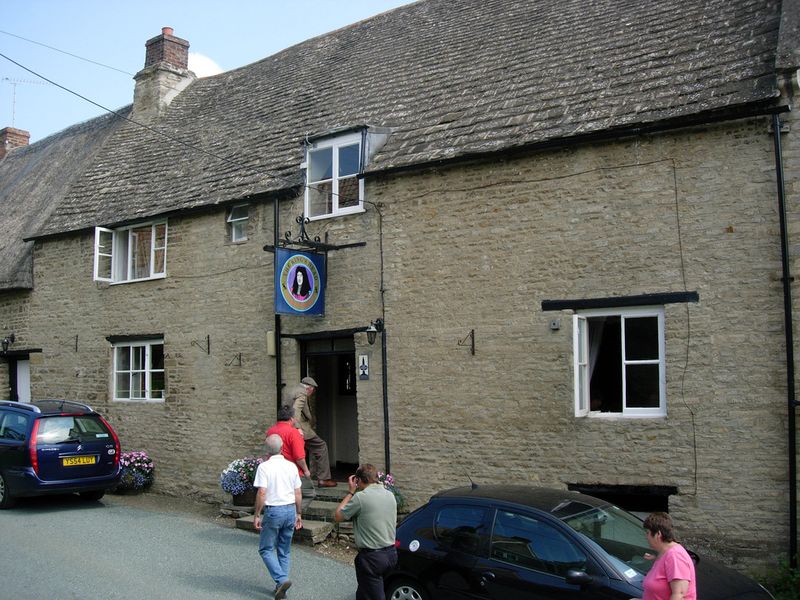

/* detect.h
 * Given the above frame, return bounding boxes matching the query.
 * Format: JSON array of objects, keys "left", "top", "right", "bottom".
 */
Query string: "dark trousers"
[{"left": 354, "top": 546, "right": 398, "bottom": 600}]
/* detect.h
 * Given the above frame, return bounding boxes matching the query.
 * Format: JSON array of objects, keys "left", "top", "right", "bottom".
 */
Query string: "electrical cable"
[{"left": 0, "top": 29, "right": 134, "bottom": 76}]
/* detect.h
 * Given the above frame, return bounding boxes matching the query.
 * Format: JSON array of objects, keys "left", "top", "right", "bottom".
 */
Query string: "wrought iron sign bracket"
[{"left": 263, "top": 215, "right": 367, "bottom": 253}]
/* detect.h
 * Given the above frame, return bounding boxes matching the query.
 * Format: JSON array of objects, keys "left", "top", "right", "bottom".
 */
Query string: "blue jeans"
[{"left": 258, "top": 504, "right": 296, "bottom": 586}]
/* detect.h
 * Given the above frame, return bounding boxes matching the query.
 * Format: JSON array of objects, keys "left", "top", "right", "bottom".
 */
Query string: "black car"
[
  {"left": 0, "top": 400, "right": 121, "bottom": 508},
  {"left": 387, "top": 485, "right": 774, "bottom": 600}
]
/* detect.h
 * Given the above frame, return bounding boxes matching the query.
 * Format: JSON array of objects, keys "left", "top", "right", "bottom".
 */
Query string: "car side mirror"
[{"left": 565, "top": 569, "right": 593, "bottom": 586}]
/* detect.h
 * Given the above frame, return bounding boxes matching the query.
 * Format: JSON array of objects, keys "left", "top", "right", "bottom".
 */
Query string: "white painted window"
[
  {"left": 227, "top": 204, "right": 249, "bottom": 242},
  {"left": 573, "top": 306, "right": 665, "bottom": 418},
  {"left": 113, "top": 339, "right": 165, "bottom": 402},
  {"left": 305, "top": 132, "right": 364, "bottom": 219},
  {"left": 93, "top": 221, "right": 167, "bottom": 283}
]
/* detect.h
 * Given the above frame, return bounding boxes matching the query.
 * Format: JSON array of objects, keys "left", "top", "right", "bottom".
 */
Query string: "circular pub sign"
[{"left": 279, "top": 253, "right": 322, "bottom": 312}]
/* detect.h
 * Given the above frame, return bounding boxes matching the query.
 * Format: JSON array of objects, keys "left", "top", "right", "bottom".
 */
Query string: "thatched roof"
[{"left": 0, "top": 110, "right": 128, "bottom": 289}]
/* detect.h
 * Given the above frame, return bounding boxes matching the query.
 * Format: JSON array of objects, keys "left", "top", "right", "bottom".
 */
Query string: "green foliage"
[{"left": 761, "top": 560, "right": 800, "bottom": 600}]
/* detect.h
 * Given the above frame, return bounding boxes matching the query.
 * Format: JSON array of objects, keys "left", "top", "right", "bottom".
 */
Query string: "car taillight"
[
  {"left": 99, "top": 416, "right": 120, "bottom": 467},
  {"left": 29, "top": 420, "right": 40, "bottom": 475}
]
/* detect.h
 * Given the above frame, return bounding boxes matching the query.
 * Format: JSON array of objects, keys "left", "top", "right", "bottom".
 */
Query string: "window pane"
[
  {"left": 153, "top": 249, "right": 166, "bottom": 274},
  {"left": 131, "top": 372, "right": 144, "bottom": 399},
  {"left": 338, "top": 143, "right": 360, "bottom": 177},
  {"left": 308, "top": 181, "right": 333, "bottom": 217},
  {"left": 97, "top": 254, "right": 112, "bottom": 279},
  {"left": 309, "top": 147, "right": 333, "bottom": 182},
  {"left": 154, "top": 223, "right": 167, "bottom": 249},
  {"left": 626, "top": 364, "right": 660, "bottom": 408},
  {"left": 151, "top": 371, "right": 165, "bottom": 398},
  {"left": 132, "top": 346, "right": 145, "bottom": 371},
  {"left": 624, "top": 317, "right": 658, "bottom": 360},
  {"left": 151, "top": 344, "right": 164, "bottom": 370},
  {"left": 229, "top": 205, "right": 249, "bottom": 221},
  {"left": 588, "top": 316, "right": 622, "bottom": 412},
  {"left": 492, "top": 511, "right": 586, "bottom": 577},
  {"left": 434, "top": 506, "right": 490, "bottom": 555},
  {"left": 338, "top": 176, "right": 359, "bottom": 209},
  {"left": 130, "top": 227, "right": 152, "bottom": 279},
  {"left": 232, "top": 222, "right": 246, "bottom": 241},
  {"left": 116, "top": 373, "right": 130, "bottom": 399},
  {"left": 116, "top": 346, "right": 131, "bottom": 370}
]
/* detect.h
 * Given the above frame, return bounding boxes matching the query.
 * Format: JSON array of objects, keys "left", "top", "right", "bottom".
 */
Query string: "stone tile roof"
[
  {"left": 29, "top": 0, "right": 790, "bottom": 239},
  {"left": 0, "top": 111, "right": 128, "bottom": 289}
]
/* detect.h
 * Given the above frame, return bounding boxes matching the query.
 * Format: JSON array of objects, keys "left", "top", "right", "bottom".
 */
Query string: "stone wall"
[
  {"left": 4, "top": 113, "right": 797, "bottom": 566},
  {"left": 368, "top": 115, "right": 797, "bottom": 566}
]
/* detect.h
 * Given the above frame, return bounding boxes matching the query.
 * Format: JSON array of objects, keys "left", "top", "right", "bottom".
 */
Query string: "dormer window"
[{"left": 305, "top": 132, "right": 364, "bottom": 219}]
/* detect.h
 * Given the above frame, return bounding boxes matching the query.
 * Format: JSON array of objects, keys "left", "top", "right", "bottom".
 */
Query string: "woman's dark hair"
[
  {"left": 291, "top": 266, "right": 311, "bottom": 297},
  {"left": 643, "top": 511, "right": 677, "bottom": 543}
]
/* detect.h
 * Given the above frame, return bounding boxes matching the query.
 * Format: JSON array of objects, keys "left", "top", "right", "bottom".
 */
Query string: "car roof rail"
[
  {"left": 0, "top": 400, "right": 42, "bottom": 413},
  {"left": 32, "top": 399, "right": 94, "bottom": 413}
]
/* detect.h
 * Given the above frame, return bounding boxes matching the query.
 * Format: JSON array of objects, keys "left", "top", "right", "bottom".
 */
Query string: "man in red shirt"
[{"left": 267, "top": 404, "right": 316, "bottom": 511}]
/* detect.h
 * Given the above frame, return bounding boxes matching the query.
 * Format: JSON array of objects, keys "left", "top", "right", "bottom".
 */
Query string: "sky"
[{"left": 1, "top": 0, "right": 416, "bottom": 143}]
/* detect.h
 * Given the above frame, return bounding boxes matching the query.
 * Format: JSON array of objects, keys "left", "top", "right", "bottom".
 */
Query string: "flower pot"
[{"left": 232, "top": 488, "right": 257, "bottom": 507}]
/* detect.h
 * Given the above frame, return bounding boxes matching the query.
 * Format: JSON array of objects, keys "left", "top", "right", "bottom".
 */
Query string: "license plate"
[{"left": 62, "top": 456, "right": 96, "bottom": 466}]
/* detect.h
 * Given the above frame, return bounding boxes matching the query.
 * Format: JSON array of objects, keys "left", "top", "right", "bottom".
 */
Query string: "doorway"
[
  {"left": 302, "top": 336, "right": 359, "bottom": 478},
  {"left": 6, "top": 357, "right": 30, "bottom": 403}
]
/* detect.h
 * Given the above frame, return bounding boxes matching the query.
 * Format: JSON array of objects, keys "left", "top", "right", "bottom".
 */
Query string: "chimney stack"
[
  {"left": 0, "top": 127, "right": 30, "bottom": 159},
  {"left": 132, "top": 27, "right": 195, "bottom": 121}
]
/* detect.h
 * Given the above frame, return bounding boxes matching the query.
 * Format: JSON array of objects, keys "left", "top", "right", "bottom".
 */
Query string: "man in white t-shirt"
[{"left": 253, "top": 434, "right": 302, "bottom": 600}]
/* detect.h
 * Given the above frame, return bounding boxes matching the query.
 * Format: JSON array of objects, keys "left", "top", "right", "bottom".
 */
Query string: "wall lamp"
[
  {"left": 366, "top": 319, "right": 384, "bottom": 345},
  {"left": 1, "top": 332, "right": 15, "bottom": 354}
]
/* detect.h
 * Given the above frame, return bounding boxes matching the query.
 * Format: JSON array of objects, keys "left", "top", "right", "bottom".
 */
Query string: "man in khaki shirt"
[{"left": 335, "top": 464, "right": 397, "bottom": 600}]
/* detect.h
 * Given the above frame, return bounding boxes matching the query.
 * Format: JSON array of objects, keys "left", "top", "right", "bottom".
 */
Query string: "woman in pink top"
[{"left": 634, "top": 512, "right": 697, "bottom": 600}]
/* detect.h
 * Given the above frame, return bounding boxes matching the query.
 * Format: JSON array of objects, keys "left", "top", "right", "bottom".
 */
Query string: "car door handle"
[{"left": 479, "top": 571, "right": 496, "bottom": 586}]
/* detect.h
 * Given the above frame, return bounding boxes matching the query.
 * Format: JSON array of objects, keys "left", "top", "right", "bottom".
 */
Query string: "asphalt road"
[{"left": 0, "top": 493, "right": 356, "bottom": 600}]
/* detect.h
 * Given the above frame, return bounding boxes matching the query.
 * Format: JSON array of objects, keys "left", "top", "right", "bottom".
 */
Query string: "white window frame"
[
  {"left": 304, "top": 132, "right": 365, "bottom": 220},
  {"left": 573, "top": 306, "right": 666, "bottom": 418},
  {"left": 227, "top": 204, "right": 249, "bottom": 242},
  {"left": 112, "top": 339, "right": 165, "bottom": 402},
  {"left": 93, "top": 221, "right": 168, "bottom": 283}
]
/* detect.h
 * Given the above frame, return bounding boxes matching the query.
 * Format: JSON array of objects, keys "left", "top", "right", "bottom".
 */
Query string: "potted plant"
[
  {"left": 116, "top": 450, "right": 155, "bottom": 493},
  {"left": 377, "top": 470, "right": 405, "bottom": 512},
  {"left": 220, "top": 456, "right": 263, "bottom": 506}
]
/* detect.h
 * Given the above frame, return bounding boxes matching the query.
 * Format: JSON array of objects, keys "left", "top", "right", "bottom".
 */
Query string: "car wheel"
[
  {"left": 79, "top": 490, "right": 105, "bottom": 502},
  {"left": 386, "top": 578, "right": 428, "bottom": 600},
  {"left": 0, "top": 472, "right": 16, "bottom": 509}
]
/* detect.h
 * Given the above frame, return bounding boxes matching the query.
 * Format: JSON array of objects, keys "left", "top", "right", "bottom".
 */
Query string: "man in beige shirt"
[{"left": 284, "top": 376, "right": 336, "bottom": 487}]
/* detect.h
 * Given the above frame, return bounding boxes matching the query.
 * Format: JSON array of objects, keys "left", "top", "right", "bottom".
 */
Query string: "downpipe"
[{"left": 772, "top": 112, "right": 798, "bottom": 568}]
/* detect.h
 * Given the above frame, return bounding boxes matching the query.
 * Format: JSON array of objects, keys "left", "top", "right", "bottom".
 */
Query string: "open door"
[{"left": 302, "top": 337, "right": 359, "bottom": 477}]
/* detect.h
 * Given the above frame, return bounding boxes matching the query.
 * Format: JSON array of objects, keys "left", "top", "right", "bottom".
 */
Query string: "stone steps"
[{"left": 234, "top": 483, "right": 351, "bottom": 545}]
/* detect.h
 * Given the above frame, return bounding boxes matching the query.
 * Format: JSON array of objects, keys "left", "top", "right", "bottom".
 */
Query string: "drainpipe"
[
  {"left": 772, "top": 112, "right": 798, "bottom": 568},
  {"left": 274, "top": 196, "right": 283, "bottom": 410},
  {"left": 381, "top": 325, "right": 390, "bottom": 473}
]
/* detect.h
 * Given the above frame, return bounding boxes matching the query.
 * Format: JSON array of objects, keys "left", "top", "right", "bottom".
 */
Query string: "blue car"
[
  {"left": 387, "top": 485, "right": 775, "bottom": 600},
  {"left": 0, "top": 400, "right": 121, "bottom": 508}
]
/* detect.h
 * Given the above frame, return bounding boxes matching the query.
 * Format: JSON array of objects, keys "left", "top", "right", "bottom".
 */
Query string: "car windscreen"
[
  {"left": 553, "top": 500, "right": 652, "bottom": 582},
  {"left": 36, "top": 415, "right": 113, "bottom": 444}
]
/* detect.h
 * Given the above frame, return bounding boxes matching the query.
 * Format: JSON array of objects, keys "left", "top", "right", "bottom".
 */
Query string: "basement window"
[
  {"left": 573, "top": 306, "right": 665, "bottom": 418},
  {"left": 93, "top": 221, "right": 167, "bottom": 283}
]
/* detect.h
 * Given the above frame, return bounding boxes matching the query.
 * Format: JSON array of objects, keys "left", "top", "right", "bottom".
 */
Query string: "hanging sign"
[{"left": 275, "top": 248, "right": 326, "bottom": 316}]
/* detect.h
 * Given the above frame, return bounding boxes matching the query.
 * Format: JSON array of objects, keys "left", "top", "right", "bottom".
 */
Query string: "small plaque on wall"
[{"left": 358, "top": 354, "right": 369, "bottom": 380}]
